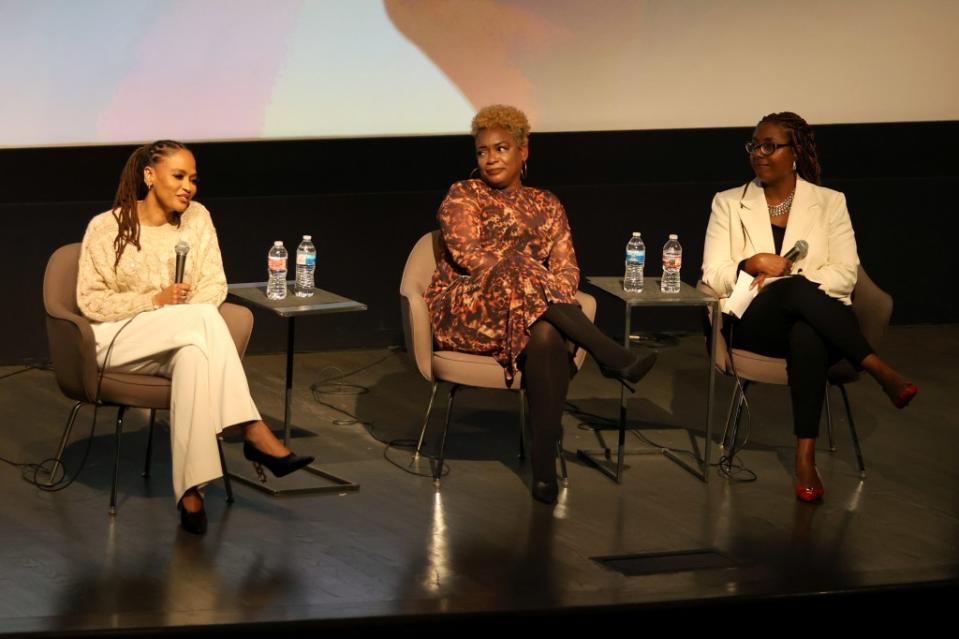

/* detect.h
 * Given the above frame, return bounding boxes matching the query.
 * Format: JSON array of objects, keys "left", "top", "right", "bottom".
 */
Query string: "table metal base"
[
  {"left": 223, "top": 442, "right": 360, "bottom": 496},
  {"left": 576, "top": 428, "right": 708, "bottom": 483},
  {"left": 226, "top": 283, "right": 367, "bottom": 497},
  {"left": 579, "top": 277, "right": 721, "bottom": 485}
]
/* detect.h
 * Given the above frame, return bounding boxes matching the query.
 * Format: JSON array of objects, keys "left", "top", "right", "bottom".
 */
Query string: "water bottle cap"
[
  {"left": 668, "top": 234, "right": 678, "bottom": 240},
  {"left": 302, "top": 235, "right": 312, "bottom": 241},
  {"left": 632, "top": 232, "right": 641, "bottom": 237},
  {"left": 273, "top": 240, "right": 284, "bottom": 246}
]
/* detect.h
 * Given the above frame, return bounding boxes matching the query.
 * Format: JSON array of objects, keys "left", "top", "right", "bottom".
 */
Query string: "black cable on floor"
[{"left": 0, "top": 361, "right": 96, "bottom": 491}]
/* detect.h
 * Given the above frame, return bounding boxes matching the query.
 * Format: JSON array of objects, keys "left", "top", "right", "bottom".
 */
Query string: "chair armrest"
[
  {"left": 44, "top": 311, "right": 100, "bottom": 402},
  {"left": 219, "top": 302, "right": 254, "bottom": 359},
  {"left": 400, "top": 293, "right": 434, "bottom": 382}
]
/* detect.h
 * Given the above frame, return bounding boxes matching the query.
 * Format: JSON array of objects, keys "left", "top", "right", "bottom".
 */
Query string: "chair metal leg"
[
  {"left": 838, "top": 384, "right": 867, "bottom": 479},
  {"left": 720, "top": 384, "right": 740, "bottom": 450},
  {"left": 721, "top": 381, "right": 747, "bottom": 451},
  {"left": 109, "top": 406, "right": 127, "bottom": 515},
  {"left": 824, "top": 385, "right": 837, "bottom": 452},
  {"left": 557, "top": 440, "right": 568, "bottom": 484},
  {"left": 434, "top": 385, "right": 459, "bottom": 485},
  {"left": 414, "top": 382, "right": 440, "bottom": 458},
  {"left": 142, "top": 409, "right": 157, "bottom": 478},
  {"left": 517, "top": 389, "right": 527, "bottom": 460},
  {"left": 217, "top": 435, "right": 235, "bottom": 504},
  {"left": 47, "top": 402, "right": 84, "bottom": 486}
]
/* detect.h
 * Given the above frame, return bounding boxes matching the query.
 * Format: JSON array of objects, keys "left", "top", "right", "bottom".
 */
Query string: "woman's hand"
[
  {"left": 745, "top": 253, "right": 792, "bottom": 290},
  {"left": 153, "top": 283, "right": 192, "bottom": 308},
  {"left": 745, "top": 253, "right": 792, "bottom": 277}
]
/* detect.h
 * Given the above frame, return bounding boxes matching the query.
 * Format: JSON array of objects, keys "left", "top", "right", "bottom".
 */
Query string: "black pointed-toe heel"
[
  {"left": 531, "top": 478, "right": 559, "bottom": 505},
  {"left": 243, "top": 441, "right": 314, "bottom": 480},
  {"left": 599, "top": 349, "right": 657, "bottom": 391},
  {"left": 178, "top": 500, "right": 207, "bottom": 535}
]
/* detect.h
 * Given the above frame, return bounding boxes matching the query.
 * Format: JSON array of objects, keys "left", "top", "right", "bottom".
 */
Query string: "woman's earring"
[
  {"left": 522, "top": 161, "right": 528, "bottom": 179},
  {"left": 792, "top": 160, "right": 797, "bottom": 171},
  {"left": 468, "top": 167, "right": 479, "bottom": 179}
]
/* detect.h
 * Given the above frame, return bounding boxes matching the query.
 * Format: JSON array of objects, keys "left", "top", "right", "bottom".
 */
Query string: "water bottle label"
[
  {"left": 662, "top": 254, "right": 681, "bottom": 269},
  {"left": 626, "top": 249, "right": 645, "bottom": 265},
  {"left": 268, "top": 257, "right": 286, "bottom": 270},
  {"left": 296, "top": 254, "right": 316, "bottom": 266}
]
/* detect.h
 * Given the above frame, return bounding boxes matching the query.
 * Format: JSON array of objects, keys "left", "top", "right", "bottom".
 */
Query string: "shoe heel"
[{"left": 252, "top": 462, "right": 267, "bottom": 483}]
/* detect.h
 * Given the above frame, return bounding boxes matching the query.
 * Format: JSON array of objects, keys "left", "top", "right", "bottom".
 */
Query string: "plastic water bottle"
[
  {"left": 660, "top": 234, "right": 682, "bottom": 293},
  {"left": 623, "top": 232, "right": 645, "bottom": 293},
  {"left": 267, "top": 241, "right": 287, "bottom": 300},
  {"left": 294, "top": 235, "right": 316, "bottom": 297}
]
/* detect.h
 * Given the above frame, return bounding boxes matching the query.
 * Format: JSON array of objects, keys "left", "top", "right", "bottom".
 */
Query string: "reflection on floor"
[{"left": 0, "top": 325, "right": 955, "bottom": 634}]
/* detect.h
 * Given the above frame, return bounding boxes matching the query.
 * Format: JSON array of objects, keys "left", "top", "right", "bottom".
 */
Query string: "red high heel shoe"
[
  {"left": 894, "top": 383, "right": 918, "bottom": 409},
  {"left": 795, "top": 484, "right": 825, "bottom": 503},
  {"left": 795, "top": 466, "right": 824, "bottom": 503}
]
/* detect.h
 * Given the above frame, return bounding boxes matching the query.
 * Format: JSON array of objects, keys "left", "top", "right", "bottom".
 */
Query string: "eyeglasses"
[{"left": 745, "top": 141, "right": 793, "bottom": 157}]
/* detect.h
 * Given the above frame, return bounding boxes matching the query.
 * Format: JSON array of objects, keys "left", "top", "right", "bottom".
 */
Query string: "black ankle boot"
[
  {"left": 243, "top": 441, "right": 314, "bottom": 479},
  {"left": 532, "top": 478, "right": 559, "bottom": 505},
  {"left": 178, "top": 500, "right": 207, "bottom": 535},
  {"left": 599, "top": 348, "right": 657, "bottom": 385}
]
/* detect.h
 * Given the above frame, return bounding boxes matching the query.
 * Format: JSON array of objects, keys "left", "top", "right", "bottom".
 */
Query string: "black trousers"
[{"left": 723, "top": 277, "right": 873, "bottom": 438}]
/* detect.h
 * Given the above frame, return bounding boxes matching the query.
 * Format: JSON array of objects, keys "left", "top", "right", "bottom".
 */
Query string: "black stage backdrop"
[{"left": 2, "top": 121, "right": 957, "bottom": 364}]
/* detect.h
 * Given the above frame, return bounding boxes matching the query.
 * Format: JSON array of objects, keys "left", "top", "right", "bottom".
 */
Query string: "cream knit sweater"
[{"left": 77, "top": 201, "right": 227, "bottom": 322}]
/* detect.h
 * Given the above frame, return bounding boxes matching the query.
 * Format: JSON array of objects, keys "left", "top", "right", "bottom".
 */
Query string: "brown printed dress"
[{"left": 425, "top": 179, "right": 580, "bottom": 385}]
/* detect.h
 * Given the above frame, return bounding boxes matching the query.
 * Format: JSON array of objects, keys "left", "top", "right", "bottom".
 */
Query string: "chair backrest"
[
  {"left": 400, "top": 230, "right": 598, "bottom": 383},
  {"left": 699, "top": 265, "right": 893, "bottom": 379},
  {"left": 399, "top": 231, "right": 444, "bottom": 381},
  {"left": 850, "top": 265, "right": 892, "bottom": 352},
  {"left": 43, "top": 243, "right": 255, "bottom": 406},
  {"left": 43, "top": 243, "right": 99, "bottom": 402}
]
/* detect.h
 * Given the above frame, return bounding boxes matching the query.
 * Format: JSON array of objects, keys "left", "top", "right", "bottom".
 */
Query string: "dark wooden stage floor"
[{"left": 1, "top": 325, "right": 956, "bottom": 635}]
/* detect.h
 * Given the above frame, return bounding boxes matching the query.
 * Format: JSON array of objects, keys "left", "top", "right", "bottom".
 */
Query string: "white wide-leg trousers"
[{"left": 90, "top": 304, "right": 261, "bottom": 503}]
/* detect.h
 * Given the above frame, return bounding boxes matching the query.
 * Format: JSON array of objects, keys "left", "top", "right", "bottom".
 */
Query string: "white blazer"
[{"left": 701, "top": 176, "right": 859, "bottom": 314}]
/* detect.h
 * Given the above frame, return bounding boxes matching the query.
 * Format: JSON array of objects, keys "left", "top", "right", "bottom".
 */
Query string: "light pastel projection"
[{"left": 0, "top": 0, "right": 956, "bottom": 148}]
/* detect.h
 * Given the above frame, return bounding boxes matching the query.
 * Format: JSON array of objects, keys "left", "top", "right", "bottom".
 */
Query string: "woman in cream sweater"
[{"left": 77, "top": 140, "right": 313, "bottom": 534}]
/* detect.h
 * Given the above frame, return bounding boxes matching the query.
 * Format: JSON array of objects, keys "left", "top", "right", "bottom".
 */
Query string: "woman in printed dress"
[{"left": 425, "top": 105, "right": 656, "bottom": 504}]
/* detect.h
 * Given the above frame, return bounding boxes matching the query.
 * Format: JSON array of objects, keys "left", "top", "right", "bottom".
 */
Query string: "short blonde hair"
[{"left": 471, "top": 105, "right": 530, "bottom": 146}]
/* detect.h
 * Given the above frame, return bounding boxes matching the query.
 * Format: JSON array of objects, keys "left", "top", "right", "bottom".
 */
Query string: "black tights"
[
  {"left": 519, "top": 303, "right": 635, "bottom": 481},
  {"left": 724, "top": 277, "right": 873, "bottom": 438}
]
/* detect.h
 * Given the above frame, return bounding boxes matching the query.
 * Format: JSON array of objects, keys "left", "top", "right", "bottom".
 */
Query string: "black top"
[
  {"left": 737, "top": 223, "right": 787, "bottom": 275},
  {"left": 771, "top": 224, "right": 786, "bottom": 255}
]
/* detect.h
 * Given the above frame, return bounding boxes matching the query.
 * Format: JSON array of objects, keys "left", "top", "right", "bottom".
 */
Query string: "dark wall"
[{"left": 3, "top": 121, "right": 957, "bottom": 364}]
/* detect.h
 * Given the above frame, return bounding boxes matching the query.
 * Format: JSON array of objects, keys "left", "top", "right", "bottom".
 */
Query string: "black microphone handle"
[{"left": 175, "top": 254, "right": 186, "bottom": 284}]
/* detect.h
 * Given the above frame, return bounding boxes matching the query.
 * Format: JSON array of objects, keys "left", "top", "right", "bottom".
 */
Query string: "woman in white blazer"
[{"left": 701, "top": 112, "right": 916, "bottom": 502}]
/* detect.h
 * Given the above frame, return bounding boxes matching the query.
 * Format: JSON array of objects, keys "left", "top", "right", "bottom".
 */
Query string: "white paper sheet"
[{"left": 726, "top": 272, "right": 789, "bottom": 318}]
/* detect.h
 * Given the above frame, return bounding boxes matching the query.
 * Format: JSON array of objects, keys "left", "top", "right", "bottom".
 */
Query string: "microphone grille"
[
  {"left": 175, "top": 240, "right": 190, "bottom": 256},
  {"left": 795, "top": 239, "right": 809, "bottom": 257}
]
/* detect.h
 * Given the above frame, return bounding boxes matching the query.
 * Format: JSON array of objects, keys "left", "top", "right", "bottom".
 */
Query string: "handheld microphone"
[
  {"left": 783, "top": 240, "right": 808, "bottom": 262},
  {"left": 174, "top": 240, "right": 190, "bottom": 284}
]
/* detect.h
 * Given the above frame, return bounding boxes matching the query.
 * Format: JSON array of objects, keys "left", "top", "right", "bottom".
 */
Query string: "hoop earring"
[
  {"left": 468, "top": 167, "right": 479, "bottom": 179},
  {"left": 521, "top": 161, "right": 528, "bottom": 179}
]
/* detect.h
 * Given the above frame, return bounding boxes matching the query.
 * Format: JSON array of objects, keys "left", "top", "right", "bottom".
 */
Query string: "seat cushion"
[
  {"left": 99, "top": 373, "right": 172, "bottom": 409},
  {"left": 432, "top": 351, "right": 523, "bottom": 390},
  {"left": 729, "top": 349, "right": 788, "bottom": 385}
]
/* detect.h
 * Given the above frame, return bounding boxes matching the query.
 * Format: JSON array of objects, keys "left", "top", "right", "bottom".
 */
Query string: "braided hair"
[
  {"left": 111, "top": 139, "right": 190, "bottom": 267},
  {"left": 758, "top": 112, "right": 822, "bottom": 186}
]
